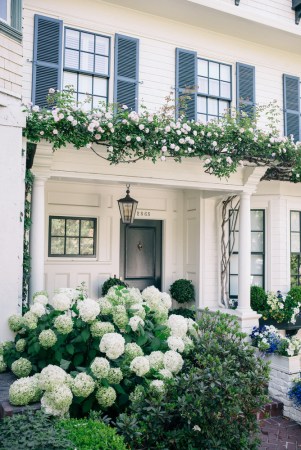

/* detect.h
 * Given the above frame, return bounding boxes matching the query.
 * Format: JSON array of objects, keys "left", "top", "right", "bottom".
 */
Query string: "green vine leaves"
[{"left": 23, "top": 89, "right": 301, "bottom": 182}]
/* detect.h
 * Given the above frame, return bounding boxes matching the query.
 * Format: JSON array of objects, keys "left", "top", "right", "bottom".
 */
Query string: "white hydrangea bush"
[{"left": 2, "top": 284, "right": 198, "bottom": 417}]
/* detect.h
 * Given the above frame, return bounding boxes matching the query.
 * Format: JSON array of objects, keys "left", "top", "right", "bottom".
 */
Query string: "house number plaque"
[{"left": 136, "top": 210, "right": 151, "bottom": 217}]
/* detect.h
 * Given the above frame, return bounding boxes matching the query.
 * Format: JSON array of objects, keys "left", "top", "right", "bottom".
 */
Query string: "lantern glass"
[{"left": 118, "top": 186, "right": 138, "bottom": 224}]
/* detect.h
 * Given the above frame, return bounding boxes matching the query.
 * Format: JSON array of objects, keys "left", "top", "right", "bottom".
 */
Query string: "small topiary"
[
  {"left": 168, "top": 307, "right": 196, "bottom": 320},
  {"left": 250, "top": 285, "right": 267, "bottom": 313},
  {"left": 58, "top": 419, "right": 127, "bottom": 450},
  {"left": 169, "top": 279, "right": 195, "bottom": 304},
  {"left": 287, "top": 286, "right": 301, "bottom": 304},
  {"left": 101, "top": 277, "right": 127, "bottom": 296}
]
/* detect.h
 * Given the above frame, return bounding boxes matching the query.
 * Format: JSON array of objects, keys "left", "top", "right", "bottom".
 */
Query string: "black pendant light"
[{"left": 117, "top": 185, "right": 138, "bottom": 224}]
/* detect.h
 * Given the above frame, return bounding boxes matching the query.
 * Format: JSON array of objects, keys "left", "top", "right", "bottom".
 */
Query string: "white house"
[{"left": 1, "top": 0, "right": 301, "bottom": 340}]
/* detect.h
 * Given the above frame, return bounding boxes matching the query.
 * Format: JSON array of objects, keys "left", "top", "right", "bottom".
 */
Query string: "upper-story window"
[
  {"left": 0, "top": 0, "right": 9, "bottom": 23},
  {"left": 63, "top": 28, "right": 110, "bottom": 110},
  {"left": 197, "top": 58, "right": 232, "bottom": 123},
  {"left": 0, "top": 0, "right": 22, "bottom": 35}
]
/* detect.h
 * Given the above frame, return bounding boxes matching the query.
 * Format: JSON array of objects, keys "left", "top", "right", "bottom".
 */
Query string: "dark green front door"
[{"left": 120, "top": 219, "right": 162, "bottom": 291}]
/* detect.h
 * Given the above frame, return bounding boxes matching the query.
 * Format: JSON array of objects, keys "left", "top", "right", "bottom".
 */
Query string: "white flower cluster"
[
  {"left": 124, "top": 343, "right": 144, "bottom": 360},
  {"left": 38, "top": 329, "right": 57, "bottom": 348},
  {"left": 167, "top": 336, "right": 185, "bottom": 353},
  {"left": 130, "top": 356, "right": 150, "bottom": 377},
  {"left": 77, "top": 298, "right": 100, "bottom": 323},
  {"left": 90, "top": 321, "right": 114, "bottom": 337},
  {"left": 41, "top": 384, "right": 73, "bottom": 417},
  {"left": 30, "top": 302, "right": 46, "bottom": 318},
  {"left": 8, "top": 315, "right": 24, "bottom": 332},
  {"left": 23, "top": 312, "right": 38, "bottom": 330},
  {"left": 99, "top": 332, "right": 125, "bottom": 360},
  {"left": 163, "top": 350, "right": 184, "bottom": 374},
  {"left": 167, "top": 314, "right": 188, "bottom": 338},
  {"left": 129, "top": 315, "right": 145, "bottom": 332},
  {"left": 9, "top": 375, "right": 42, "bottom": 406},
  {"left": 39, "top": 365, "right": 69, "bottom": 391},
  {"left": 51, "top": 293, "right": 72, "bottom": 311},
  {"left": 142, "top": 286, "right": 171, "bottom": 323},
  {"left": 71, "top": 373, "right": 95, "bottom": 398},
  {"left": 33, "top": 291, "right": 48, "bottom": 306},
  {"left": 53, "top": 314, "right": 73, "bottom": 335},
  {"left": 150, "top": 379, "right": 165, "bottom": 394},
  {"left": 279, "top": 336, "right": 301, "bottom": 357},
  {"left": 148, "top": 351, "right": 164, "bottom": 370},
  {"left": 112, "top": 304, "right": 129, "bottom": 330},
  {"left": 15, "top": 339, "right": 26, "bottom": 352},
  {"left": 90, "top": 357, "right": 110, "bottom": 379},
  {"left": 0, "top": 355, "right": 7, "bottom": 373},
  {"left": 96, "top": 386, "right": 116, "bottom": 408},
  {"left": 11, "top": 357, "right": 32, "bottom": 378}
]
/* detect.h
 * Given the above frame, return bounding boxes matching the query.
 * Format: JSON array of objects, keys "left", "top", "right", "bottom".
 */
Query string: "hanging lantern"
[{"left": 117, "top": 185, "right": 138, "bottom": 224}]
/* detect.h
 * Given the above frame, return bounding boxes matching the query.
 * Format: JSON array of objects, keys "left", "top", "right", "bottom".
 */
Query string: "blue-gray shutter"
[
  {"left": 32, "top": 15, "right": 63, "bottom": 108},
  {"left": 175, "top": 48, "right": 197, "bottom": 121},
  {"left": 114, "top": 34, "right": 139, "bottom": 111},
  {"left": 283, "top": 74, "right": 300, "bottom": 142},
  {"left": 236, "top": 63, "right": 255, "bottom": 117}
]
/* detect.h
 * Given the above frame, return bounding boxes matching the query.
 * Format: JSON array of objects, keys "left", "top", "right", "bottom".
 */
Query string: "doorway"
[{"left": 120, "top": 219, "right": 162, "bottom": 291}]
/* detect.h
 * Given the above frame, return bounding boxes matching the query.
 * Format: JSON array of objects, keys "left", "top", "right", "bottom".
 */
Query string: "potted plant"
[{"left": 169, "top": 279, "right": 195, "bottom": 305}]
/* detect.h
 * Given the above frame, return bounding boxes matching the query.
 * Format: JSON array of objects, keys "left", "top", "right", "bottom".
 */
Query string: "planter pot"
[
  {"left": 259, "top": 315, "right": 301, "bottom": 334},
  {"left": 261, "top": 352, "right": 301, "bottom": 374}
]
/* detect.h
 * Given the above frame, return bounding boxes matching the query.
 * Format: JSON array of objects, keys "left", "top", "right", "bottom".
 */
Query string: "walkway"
[{"left": 260, "top": 416, "right": 301, "bottom": 449}]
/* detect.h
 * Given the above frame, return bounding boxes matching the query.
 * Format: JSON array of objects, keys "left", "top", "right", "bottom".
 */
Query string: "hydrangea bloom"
[
  {"left": 183, "top": 335, "right": 194, "bottom": 352},
  {"left": 167, "top": 336, "right": 185, "bottom": 353},
  {"left": 124, "top": 342, "right": 144, "bottom": 360},
  {"left": 153, "top": 304, "right": 169, "bottom": 323},
  {"left": 112, "top": 305, "right": 129, "bottom": 330},
  {"left": 51, "top": 293, "right": 72, "bottom": 311},
  {"left": 53, "top": 314, "right": 73, "bottom": 335},
  {"left": 158, "top": 368, "right": 173, "bottom": 379},
  {"left": 107, "top": 368, "right": 123, "bottom": 384},
  {"left": 130, "top": 356, "right": 150, "bottom": 377},
  {"left": 41, "top": 385, "right": 73, "bottom": 417},
  {"left": 77, "top": 298, "right": 100, "bottom": 323},
  {"left": 142, "top": 286, "right": 161, "bottom": 309},
  {"left": 8, "top": 314, "right": 23, "bottom": 332},
  {"left": 129, "top": 385, "right": 145, "bottom": 404},
  {"left": 167, "top": 314, "right": 188, "bottom": 338},
  {"left": 150, "top": 379, "right": 165, "bottom": 394},
  {"left": 11, "top": 358, "right": 32, "bottom": 378},
  {"left": 30, "top": 302, "right": 46, "bottom": 317},
  {"left": 22, "top": 311, "right": 38, "bottom": 330},
  {"left": 15, "top": 338, "right": 26, "bottom": 353},
  {"left": 100, "top": 333, "right": 125, "bottom": 360},
  {"left": 130, "top": 303, "right": 146, "bottom": 319},
  {"left": 163, "top": 350, "right": 184, "bottom": 374},
  {"left": 186, "top": 318, "right": 198, "bottom": 338},
  {"left": 0, "top": 355, "right": 7, "bottom": 373},
  {"left": 33, "top": 292, "right": 48, "bottom": 305},
  {"left": 129, "top": 315, "right": 145, "bottom": 332},
  {"left": 98, "top": 298, "right": 113, "bottom": 315},
  {"left": 39, "top": 365, "right": 69, "bottom": 391},
  {"left": 71, "top": 373, "right": 95, "bottom": 398},
  {"left": 90, "top": 321, "right": 114, "bottom": 338},
  {"left": 90, "top": 357, "right": 110, "bottom": 379},
  {"left": 9, "top": 376, "right": 42, "bottom": 406},
  {"left": 161, "top": 293, "right": 172, "bottom": 309},
  {"left": 96, "top": 386, "right": 116, "bottom": 408},
  {"left": 148, "top": 351, "right": 164, "bottom": 370},
  {"left": 58, "top": 287, "right": 79, "bottom": 302},
  {"left": 38, "top": 329, "right": 57, "bottom": 348}
]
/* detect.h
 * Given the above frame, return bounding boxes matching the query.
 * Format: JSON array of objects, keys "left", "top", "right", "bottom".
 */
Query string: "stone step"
[{"left": 256, "top": 398, "right": 284, "bottom": 420}]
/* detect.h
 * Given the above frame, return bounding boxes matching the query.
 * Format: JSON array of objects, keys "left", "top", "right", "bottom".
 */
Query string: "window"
[
  {"left": 63, "top": 28, "right": 110, "bottom": 110},
  {"left": 229, "top": 209, "right": 265, "bottom": 298},
  {"left": 0, "top": 0, "right": 22, "bottom": 36},
  {"left": 290, "top": 211, "right": 301, "bottom": 286},
  {"left": 197, "top": 58, "right": 232, "bottom": 123},
  {"left": 0, "top": 0, "right": 8, "bottom": 22},
  {"left": 49, "top": 216, "right": 97, "bottom": 257}
]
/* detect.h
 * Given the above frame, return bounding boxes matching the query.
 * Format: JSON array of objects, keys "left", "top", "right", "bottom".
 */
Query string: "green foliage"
[
  {"left": 169, "top": 307, "right": 196, "bottom": 320},
  {"left": 287, "top": 286, "right": 301, "bottom": 304},
  {"left": 117, "top": 310, "right": 269, "bottom": 450},
  {"left": 0, "top": 410, "right": 72, "bottom": 450},
  {"left": 101, "top": 277, "right": 127, "bottom": 296},
  {"left": 57, "top": 418, "right": 127, "bottom": 450},
  {"left": 22, "top": 169, "right": 34, "bottom": 311},
  {"left": 250, "top": 285, "right": 267, "bottom": 313},
  {"left": 23, "top": 90, "right": 301, "bottom": 183},
  {"left": 169, "top": 279, "right": 195, "bottom": 304}
]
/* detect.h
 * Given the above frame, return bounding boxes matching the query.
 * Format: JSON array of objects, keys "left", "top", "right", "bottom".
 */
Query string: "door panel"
[{"left": 120, "top": 219, "right": 162, "bottom": 291}]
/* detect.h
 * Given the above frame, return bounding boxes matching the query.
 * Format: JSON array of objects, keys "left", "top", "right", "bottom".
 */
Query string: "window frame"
[
  {"left": 229, "top": 209, "right": 265, "bottom": 299},
  {"left": 48, "top": 215, "right": 97, "bottom": 258},
  {"left": 197, "top": 57, "right": 232, "bottom": 123},
  {"left": 290, "top": 210, "right": 301, "bottom": 286},
  {"left": 63, "top": 26, "right": 111, "bottom": 108},
  {"left": 0, "top": 0, "right": 22, "bottom": 41}
]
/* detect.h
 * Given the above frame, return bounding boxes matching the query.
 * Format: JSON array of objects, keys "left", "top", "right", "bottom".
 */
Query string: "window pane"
[
  {"left": 251, "top": 276, "right": 263, "bottom": 288},
  {"left": 78, "top": 74, "right": 93, "bottom": 94},
  {"left": 251, "top": 231, "right": 263, "bottom": 252},
  {"left": 230, "top": 231, "right": 239, "bottom": 252},
  {"left": 208, "top": 98, "right": 218, "bottom": 115},
  {"left": 209, "top": 61, "right": 219, "bottom": 79},
  {"left": 220, "top": 64, "right": 231, "bottom": 81},
  {"left": 80, "top": 52, "right": 94, "bottom": 72},
  {"left": 66, "top": 238, "right": 79, "bottom": 254},
  {"left": 65, "top": 49, "right": 79, "bottom": 69},
  {"left": 95, "top": 36, "right": 109, "bottom": 55},
  {"left": 63, "top": 72, "right": 78, "bottom": 91},
  {"left": 251, "top": 255, "right": 263, "bottom": 275},
  {"left": 78, "top": 93, "right": 92, "bottom": 108},
  {"left": 198, "top": 77, "right": 208, "bottom": 94},
  {"left": 209, "top": 79, "right": 219, "bottom": 97},
  {"left": 94, "top": 78, "right": 107, "bottom": 97},
  {"left": 65, "top": 29, "right": 80, "bottom": 49},
  {"left": 81, "top": 32, "right": 94, "bottom": 52},
  {"left": 251, "top": 210, "right": 264, "bottom": 231},
  {"left": 230, "top": 275, "right": 238, "bottom": 296},
  {"left": 93, "top": 96, "right": 106, "bottom": 108},
  {"left": 219, "top": 100, "right": 229, "bottom": 115},
  {"left": 51, "top": 237, "right": 64, "bottom": 254},
  {"left": 230, "top": 254, "right": 238, "bottom": 274},
  {"left": 220, "top": 81, "right": 231, "bottom": 99},
  {"left": 51, "top": 219, "right": 65, "bottom": 236},
  {"left": 95, "top": 55, "right": 109, "bottom": 75},
  {"left": 229, "top": 210, "right": 239, "bottom": 231},
  {"left": 197, "top": 113, "right": 207, "bottom": 124},
  {"left": 291, "top": 233, "right": 301, "bottom": 253},
  {"left": 66, "top": 219, "right": 79, "bottom": 236},
  {"left": 291, "top": 254, "right": 300, "bottom": 275},
  {"left": 0, "top": 0, "right": 7, "bottom": 20},
  {"left": 291, "top": 212, "right": 300, "bottom": 232},
  {"left": 81, "top": 220, "right": 94, "bottom": 237},
  {"left": 198, "top": 59, "right": 208, "bottom": 77},
  {"left": 197, "top": 96, "right": 207, "bottom": 114},
  {"left": 80, "top": 238, "right": 94, "bottom": 255}
]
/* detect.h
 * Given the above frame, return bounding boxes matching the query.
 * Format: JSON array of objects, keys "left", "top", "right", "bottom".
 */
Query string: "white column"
[
  {"left": 29, "top": 176, "right": 46, "bottom": 300},
  {"left": 237, "top": 192, "right": 252, "bottom": 311}
]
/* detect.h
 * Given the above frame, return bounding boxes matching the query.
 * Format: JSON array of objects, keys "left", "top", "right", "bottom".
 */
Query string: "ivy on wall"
[
  {"left": 22, "top": 163, "right": 34, "bottom": 310},
  {"left": 23, "top": 89, "right": 301, "bottom": 182}
]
